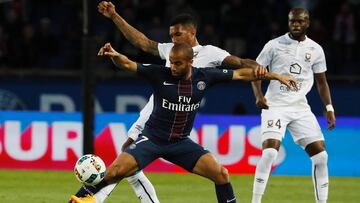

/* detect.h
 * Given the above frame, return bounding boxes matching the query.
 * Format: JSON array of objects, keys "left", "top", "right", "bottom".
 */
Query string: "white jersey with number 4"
[
  {"left": 256, "top": 33, "right": 327, "bottom": 111},
  {"left": 127, "top": 43, "right": 230, "bottom": 140}
]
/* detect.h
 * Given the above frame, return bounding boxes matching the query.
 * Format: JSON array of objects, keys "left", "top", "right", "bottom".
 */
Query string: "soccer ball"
[{"left": 74, "top": 154, "right": 106, "bottom": 186}]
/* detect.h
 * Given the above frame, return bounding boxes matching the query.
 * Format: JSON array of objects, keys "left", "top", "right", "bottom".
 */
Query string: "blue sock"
[
  {"left": 69, "top": 180, "right": 109, "bottom": 202},
  {"left": 215, "top": 183, "right": 236, "bottom": 203}
]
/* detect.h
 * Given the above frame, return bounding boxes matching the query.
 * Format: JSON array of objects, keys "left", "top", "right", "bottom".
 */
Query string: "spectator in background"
[
  {"left": 246, "top": 0, "right": 289, "bottom": 58},
  {"left": 0, "top": 25, "right": 8, "bottom": 67},
  {"left": 137, "top": 0, "right": 165, "bottom": 23},
  {"left": 36, "top": 17, "right": 58, "bottom": 68},
  {"left": 221, "top": 0, "right": 249, "bottom": 57},
  {"left": 262, "top": 0, "right": 290, "bottom": 24},
  {"left": 18, "top": 24, "right": 39, "bottom": 67},
  {"left": 268, "top": 21, "right": 281, "bottom": 39},
  {"left": 61, "top": 20, "right": 82, "bottom": 69},
  {"left": 333, "top": 2, "right": 357, "bottom": 61},
  {"left": 309, "top": 18, "right": 328, "bottom": 45},
  {"left": 165, "top": 0, "right": 198, "bottom": 23},
  {"left": 2, "top": 2, "right": 23, "bottom": 39},
  {"left": 147, "top": 16, "right": 168, "bottom": 43},
  {"left": 0, "top": 0, "right": 359, "bottom": 75},
  {"left": 111, "top": 6, "right": 140, "bottom": 60},
  {"left": 3, "top": 6, "right": 24, "bottom": 67},
  {"left": 199, "top": 24, "right": 220, "bottom": 47},
  {"left": 221, "top": 0, "right": 249, "bottom": 38},
  {"left": 287, "top": 0, "right": 320, "bottom": 11}
]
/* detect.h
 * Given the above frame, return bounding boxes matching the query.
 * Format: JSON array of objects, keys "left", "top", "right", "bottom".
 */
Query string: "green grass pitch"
[{"left": 0, "top": 169, "right": 359, "bottom": 202}]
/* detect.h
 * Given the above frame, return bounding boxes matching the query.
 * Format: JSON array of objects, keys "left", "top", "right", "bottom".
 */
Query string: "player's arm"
[
  {"left": 248, "top": 41, "right": 274, "bottom": 109},
  {"left": 251, "top": 80, "right": 268, "bottom": 109},
  {"left": 315, "top": 72, "right": 336, "bottom": 130},
  {"left": 98, "top": 43, "right": 137, "bottom": 72},
  {"left": 222, "top": 55, "right": 267, "bottom": 79},
  {"left": 98, "top": 1, "right": 159, "bottom": 56},
  {"left": 232, "top": 68, "right": 298, "bottom": 90},
  {"left": 223, "top": 55, "right": 270, "bottom": 109}
]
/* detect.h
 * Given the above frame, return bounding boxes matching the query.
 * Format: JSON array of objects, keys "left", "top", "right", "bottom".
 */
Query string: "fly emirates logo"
[{"left": 162, "top": 96, "right": 200, "bottom": 112}]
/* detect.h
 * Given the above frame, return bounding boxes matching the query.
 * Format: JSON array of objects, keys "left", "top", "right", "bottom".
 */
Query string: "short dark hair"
[
  {"left": 171, "top": 43, "right": 194, "bottom": 60},
  {"left": 170, "top": 13, "right": 198, "bottom": 29},
  {"left": 289, "top": 7, "right": 310, "bottom": 20}
]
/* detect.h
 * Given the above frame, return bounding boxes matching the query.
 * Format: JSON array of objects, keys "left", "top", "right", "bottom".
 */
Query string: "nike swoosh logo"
[
  {"left": 226, "top": 198, "right": 236, "bottom": 202},
  {"left": 163, "top": 81, "right": 175, "bottom": 86}
]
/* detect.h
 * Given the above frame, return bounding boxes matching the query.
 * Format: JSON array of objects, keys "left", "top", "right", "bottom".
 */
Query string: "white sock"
[
  {"left": 252, "top": 194, "right": 262, "bottom": 203},
  {"left": 127, "top": 170, "right": 160, "bottom": 203},
  {"left": 94, "top": 183, "right": 118, "bottom": 203},
  {"left": 311, "top": 151, "right": 329, "bottom": 203},
  {"left": 252, "top": 148, "right": 278, "bottom": 203}
]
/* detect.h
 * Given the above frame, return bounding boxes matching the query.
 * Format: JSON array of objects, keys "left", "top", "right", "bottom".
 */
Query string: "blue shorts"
[{"left": 124, "top": 134, "right": 209, "bottom": 172}]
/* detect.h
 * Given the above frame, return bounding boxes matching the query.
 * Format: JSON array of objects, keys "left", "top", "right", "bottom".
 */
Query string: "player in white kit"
[
  {"left": 74, "top": 1, "right": 267, "bottom": 203},
  {"left": 251, "top": 8, "right": 336, "bottom": 203}
]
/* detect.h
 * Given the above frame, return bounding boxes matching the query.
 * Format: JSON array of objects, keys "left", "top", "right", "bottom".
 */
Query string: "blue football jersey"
[{"left": 136, "top": 63, "right": 233, "bottom": 141}]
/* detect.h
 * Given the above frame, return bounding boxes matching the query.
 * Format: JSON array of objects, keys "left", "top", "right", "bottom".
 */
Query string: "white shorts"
[{"left": 261, "top": 109, "right": 324, "bottom": 148}]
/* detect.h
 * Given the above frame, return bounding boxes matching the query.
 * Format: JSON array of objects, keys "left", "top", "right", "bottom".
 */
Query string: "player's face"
[
  {"left": 169, "top": 24, "right": 196, "bottom": 46},
  {"left": 288, "top": 11, "right": 309, "bottom": 38},
  {"left": 169, "top": 50, "right": 193, "bottom": 79}
]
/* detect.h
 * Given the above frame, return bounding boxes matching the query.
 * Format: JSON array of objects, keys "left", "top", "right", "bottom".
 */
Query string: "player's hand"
[
  {"left": 98, "top": 43, "right": 120, "bottom": 57},
  {"left": 98, "top": 1, "right": 116, "bottom": 19},
  {"left": 254, "top": 65, "right": 268, "bottom": 79},
  {"left": 121, "top": 137, "right": 135, "bottom": 152},
  {"left": 278, "top": 75, "right": 298, "bottom": 91},
  {"left": 326, "top": 111, "right": 336, "bottom": 130},
  {"left": 256, "top": 96, "right": 269, "bottom": 109}
]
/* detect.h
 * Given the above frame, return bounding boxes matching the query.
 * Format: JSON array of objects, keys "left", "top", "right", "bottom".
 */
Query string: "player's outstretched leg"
[
  {"left": 93, "top": 183, "right": 118, "bottom": 202},
  {"left": 193, "top": 153, "right": 236, "bottom": 203},
  {"left": 126, "top": 170, "right": 160, "bottom": 203},
  {"left": 69, "top": 180, "right": 109, "bottom": 203},
  {"left": 305, "top": 141, "right": 328, "bottom": 203},
  {"left": 70, "top": 152, "right": 139, "bottom": 203},
  {"left": 252, "top": 139, "right": 280, "bottom": 203}
]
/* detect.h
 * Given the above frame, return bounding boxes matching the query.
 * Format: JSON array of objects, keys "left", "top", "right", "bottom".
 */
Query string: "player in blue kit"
[
  {"left": 70, "top": 43, "right": 297, "bottom": 203},
  {"left": 91, "top": 2, "right": 268, "bottom": 203}
]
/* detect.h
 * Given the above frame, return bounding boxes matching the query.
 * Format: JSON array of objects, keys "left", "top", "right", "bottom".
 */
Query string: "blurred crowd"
[{"left": 0, "top": 0, "right": 359, "bottom": 76}]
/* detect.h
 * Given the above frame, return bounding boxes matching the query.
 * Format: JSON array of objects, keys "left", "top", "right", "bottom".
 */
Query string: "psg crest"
[{"left": 197, "top": 81, "right": 206, "bottom": 90}]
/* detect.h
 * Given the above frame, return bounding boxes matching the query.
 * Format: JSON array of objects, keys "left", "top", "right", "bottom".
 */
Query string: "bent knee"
[
  {"left": 311, "top": 151, "right": 328, "bottom": 165},
  {"left": 105, "top": 165, "right": 128, "bottom": 183},
  {"left": 262, "top": 148, "right": 278, "bottom": 161},
  {"left": 214, "top": 166, "right": 230, "bottom": 184}
]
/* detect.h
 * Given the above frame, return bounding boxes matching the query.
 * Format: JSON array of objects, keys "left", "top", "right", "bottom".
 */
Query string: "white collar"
[
  {"left": 285, "top": 33, "right": 308, "bottom": 44},
  {"left": 192, "top": 44, "right": 202, "bottom": 50}
]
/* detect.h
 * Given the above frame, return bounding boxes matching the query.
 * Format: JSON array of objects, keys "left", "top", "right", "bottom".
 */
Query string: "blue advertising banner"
[
  {"left": 273, "top": 117, "right": 360, "bottom": 176},
  {"left": 0, "top": 111, "right": 359, "bottom": 176},
  {"left": 1, "top": 79, "right": 360, "bottom": 116}
]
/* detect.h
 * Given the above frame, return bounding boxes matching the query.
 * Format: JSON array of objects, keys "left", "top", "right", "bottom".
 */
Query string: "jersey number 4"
[{"left": 267, "top": 119, "right": 281, "bottom": 129}]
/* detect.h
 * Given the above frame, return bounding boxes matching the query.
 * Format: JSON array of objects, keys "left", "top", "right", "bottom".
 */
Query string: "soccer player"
[
  {"left": 70, "top": 42, "right": 297, "bottom": 203},
  {"left": 251, "top": 8, "right": 336, "bottom": 203},
  {"left": 81, "top": 1, "right": 268, "bottom": 203}
]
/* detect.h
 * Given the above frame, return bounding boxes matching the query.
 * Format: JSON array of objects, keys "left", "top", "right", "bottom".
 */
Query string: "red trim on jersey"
[{"left": 169, "top": 80, "right": 192, "bottom": 140}]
